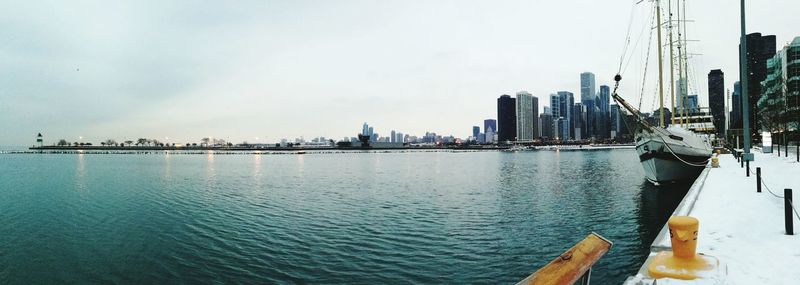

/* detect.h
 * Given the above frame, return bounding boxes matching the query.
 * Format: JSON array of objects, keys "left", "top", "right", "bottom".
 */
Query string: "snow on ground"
[
  {"left": 625, "top": 151, "right": 800, "bottom": 284},
  {"left": 688, "top": 152, "right": 800, "bottom": 284}
]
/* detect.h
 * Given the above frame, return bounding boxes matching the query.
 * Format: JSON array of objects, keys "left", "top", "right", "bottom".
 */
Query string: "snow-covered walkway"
[{"left": 626, "top": 151, "right": 800, "bottom": 284}]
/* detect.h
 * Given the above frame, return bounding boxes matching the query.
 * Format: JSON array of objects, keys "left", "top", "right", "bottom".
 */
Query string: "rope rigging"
[{"left": 747, "top": 165, "right": 800, "bottom": 221}]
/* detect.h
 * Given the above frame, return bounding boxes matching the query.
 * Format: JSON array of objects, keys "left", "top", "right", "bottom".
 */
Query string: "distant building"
[
  {"left": 758, "top": 36, "right": 800, "bottom": 135},
  {"left": 581, "top": 72, "right": 597, "bottom": 138},
  {"left": 484, "top": 119, "right": 497, "bottom": 136},
  {"left": 610, "top": 104, "right": 621, "bottom": 139},
  {"left": 539, "top": 113, "right": 554, "bottom": 139},
  {"left": 485, "top": 126, "right": 496, "bottom": 144},
  {"left": 390, "top": 130, "right": 397, "bottom": 143},
  {"left": 472, "top": 126, "right": 480, "bottom": 141},
  {"left": 572, "top": 103, "right": 584, "bottom": 140},
  {"left": 557, "top": 91, "right": 574, "bottom": 139},
  {"left": 497, "top": 95, "right": 517, "bottom": 143},
  {"left": 516, "top": 91, "right": 535, "bottom": 141},
  {"left": 743, "top": 32, "right": 776, "bottom": 139},
  {"left": 581, "top": 72, "right": 596, "bottom": 102},
  {"left": 708, "top": 69, "right": 726, "bottom": 136},
  {"left": 557, "top": 117, "right": 569, "bottom": 142},
  {"left": 731, "top": 81, "right": 742, "bottom": 130},
  {"left": 596, "top": 85, "right": 611, "bottom": 139},
  {"left": 532, "top": 96, "right": 539, "bottom": 139},
  {"left": 687, "top": 95, "right": 698, "bottom": 114},
  {"left": 675, "top": 78, "right": 689, "bottom": 115}
]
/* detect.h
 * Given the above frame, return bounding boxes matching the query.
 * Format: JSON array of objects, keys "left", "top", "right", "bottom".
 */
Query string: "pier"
[{"left": 625, "top": 149, "right": 800, "bottom": 284}]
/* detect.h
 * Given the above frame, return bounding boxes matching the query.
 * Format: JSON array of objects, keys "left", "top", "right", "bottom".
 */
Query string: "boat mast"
[
  {"left": 676, "top": 0, "right": 685, "bottom": 127},
  {"left": 682, "top": 0, "right": 690, "bottom": 125},
  {"left": 668, "top": 0, "right": 676, "bottom": 126},
  {"left": 655, "top": 0, "right": 665, "bottom": 128}
]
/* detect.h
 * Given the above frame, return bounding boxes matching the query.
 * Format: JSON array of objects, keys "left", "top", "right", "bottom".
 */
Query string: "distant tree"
[
  {"left": 105, "top": 139, "right": 117, "bottom": 146},
  {"left": 124, "top": 140, "right": 134, "bottom": 146},
  {"left": 79, "top": 142, "right": 85, "bottom": 146},
  {"left": 57, "top": 139, "right": 68, "bottom": 146},
  {"left": 191, "top": 143, "right": 197, "bottom": 147},
  {"left": 137, "top": 138, "right": 147, "bottom": 146},
  {"left": 73, "top": 142, "right": 79, "bottom": 147},
  {"left": 101, "top": 142, "right": 106, "bottom": 146},
  {"left": 86, "top": 143, "right": 92, "bottom": 146},
  {"left": 201, "top": 137, "right": 210, "bottom": 146}
]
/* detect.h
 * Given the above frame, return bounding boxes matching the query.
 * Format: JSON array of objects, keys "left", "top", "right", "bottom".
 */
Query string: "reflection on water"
[{"left": 0, "top": 150, "right": 691, "bottom": 284}]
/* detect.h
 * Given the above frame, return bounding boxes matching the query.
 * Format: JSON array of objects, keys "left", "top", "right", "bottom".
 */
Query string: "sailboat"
[{"left": 612, "top": 0, "right": 712, "bottom": 185}]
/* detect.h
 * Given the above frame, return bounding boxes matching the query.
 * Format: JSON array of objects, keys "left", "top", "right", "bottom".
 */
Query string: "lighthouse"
[{"left": 36, "top": 133, "right": 43, "bottom": 148}]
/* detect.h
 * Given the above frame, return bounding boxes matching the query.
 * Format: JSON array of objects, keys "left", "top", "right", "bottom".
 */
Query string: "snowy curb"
[{"left": 650, "top": 166, "right": 712, "bottom": 252}]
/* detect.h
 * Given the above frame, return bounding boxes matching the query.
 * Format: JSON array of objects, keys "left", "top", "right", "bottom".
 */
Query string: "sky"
[{"left": 1, "top": 0, "right": 798, "bottom": 146}]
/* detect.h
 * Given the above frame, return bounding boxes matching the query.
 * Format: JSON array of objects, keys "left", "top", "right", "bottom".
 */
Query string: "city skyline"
[{"left": 2, "top": 1, "right": 799, "bottom": 145}]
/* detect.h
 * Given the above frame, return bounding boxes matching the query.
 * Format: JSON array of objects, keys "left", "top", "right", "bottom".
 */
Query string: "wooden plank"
[{"left": 517, "top": 232, "right": 612, "bottom": 285}]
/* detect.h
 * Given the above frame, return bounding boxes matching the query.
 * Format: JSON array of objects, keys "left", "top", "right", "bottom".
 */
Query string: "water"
[{"left": 0, "top": 150, "right": 690, "bottom": 284}]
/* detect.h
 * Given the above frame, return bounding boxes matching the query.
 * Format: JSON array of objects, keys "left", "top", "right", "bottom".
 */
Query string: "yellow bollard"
[
  {"left": 647, "top": 216, "right": 718, "bottom": 280},
  {"left": 668, "top": 216, "right": 698, "bottom": 258},
  {"left": 711, "top": 157, "right": 719, "bottom": 168}
]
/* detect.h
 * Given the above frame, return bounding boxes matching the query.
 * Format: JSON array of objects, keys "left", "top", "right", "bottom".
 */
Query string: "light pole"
[{"left": 740, "top": 0, "right": 754, "bottom": 162}]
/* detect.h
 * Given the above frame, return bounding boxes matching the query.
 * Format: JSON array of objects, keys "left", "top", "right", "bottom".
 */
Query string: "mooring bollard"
[
  {"left": 746, "top": 160, "right": 750, "bottom": 177},
  {"left": 741, "top": 156, "right": 744, "bottom": 168},
  {"left": 786, "top": 189, "right": 794, "bottom": 235},
  {"left": 756, "top": 167, "right": 762, "bottom": 192}
]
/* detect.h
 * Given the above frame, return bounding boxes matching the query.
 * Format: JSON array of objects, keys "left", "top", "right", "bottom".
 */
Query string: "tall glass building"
[
  {"left": 497, "top": 95, "right": 517, "bottom": 143},
  {"left": 515, "top": 91, "right": 535, "bottom": 141},
  {"left": 708, "top": 69, "right": 726, "bottom": 135}
]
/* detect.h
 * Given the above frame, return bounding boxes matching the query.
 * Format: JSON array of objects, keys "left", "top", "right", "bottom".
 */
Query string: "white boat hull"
[{"left": 635, "top": 127, "right": 712, "bottom": 184}]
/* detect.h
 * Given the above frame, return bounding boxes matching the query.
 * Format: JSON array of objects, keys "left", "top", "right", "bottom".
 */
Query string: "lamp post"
[{"left": 740, "top": 0, "right": 754, "bottom": 162}]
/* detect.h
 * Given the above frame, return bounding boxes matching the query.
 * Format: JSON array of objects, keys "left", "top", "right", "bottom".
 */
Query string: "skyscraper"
[
  {"left": 550, "top": 94, "right": 560, "bottom": 117},
  {"left": 687, "top": 95, "right": 698, "bottom": 114},
  {"left": 708, "top": 69, "right": 726, "bottom": 135},
  {"left": 580, "top": 72, "right": 596, "bottom": 102},
  {"left": 572, "top": 103, "right": 584, "bottom": 140},
  {"left": 516, "top": 91, "right": 535, "bottom": 141},
  {"left": 472, "top": 126, "right": 480, "bottom": 141},
  {"left": 758, "top": 37, "right": 800, "bottom": 136},
  {"left": 497, "top": 95, "right": 517, "bottom": 143},
  {"left": 598, "top": 85, "right": 610, "bottom": 114},
  {"left": 390, "top": 130, "right": 396, "bottom": 143},
  {"left": 484, "top": 119, "right": 497, "bottom": 136},
  {"left": 580, "top": 73, "right": 596, "bottom": 139},
  {"left": 610, "top": 104, "right": 621, "bottom": 139},
  {"left": 743, "top": 33, "right": 776, "bottom": 138},
  {"left": 675, "top": 78, "right": 689, "bottom": 115},
  {"left": 597, "top": 85, "right": 611, "bottom": 138},
  {"left": 557, "top": 91, "right": 574, "bottom": 139},
  {"left": 539, "top": 113, "right": 553, "bottom": 139},
  {"left": 731, "top": 81, "right": 742, "bottom": 130},
  {"left": 532, "top": 96, "right": 539, "bottom": 139}
]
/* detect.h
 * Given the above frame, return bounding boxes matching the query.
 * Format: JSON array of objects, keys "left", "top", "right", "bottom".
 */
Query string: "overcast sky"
[{"left": 1, "top": 0, "right": 798, "bottom": 146}]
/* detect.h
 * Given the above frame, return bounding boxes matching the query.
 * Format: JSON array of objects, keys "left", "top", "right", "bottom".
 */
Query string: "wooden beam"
[{"left": 517, "top": 232, "right": 612, "bottom": 285}]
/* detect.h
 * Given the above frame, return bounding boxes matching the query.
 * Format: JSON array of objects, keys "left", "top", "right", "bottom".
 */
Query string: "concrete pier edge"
[{"left": 650, "top": 166, "right": 712, "bottom": 252}]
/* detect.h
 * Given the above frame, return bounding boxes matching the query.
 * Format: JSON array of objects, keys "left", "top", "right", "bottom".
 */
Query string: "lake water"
[{"left": 0, "top": 149, "right": 690, "bottom": 284}]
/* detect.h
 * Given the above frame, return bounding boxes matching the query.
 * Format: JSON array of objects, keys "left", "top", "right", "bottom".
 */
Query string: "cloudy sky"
[{"left": 1, "top": 0, "right": 797, "bottom": 146}]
